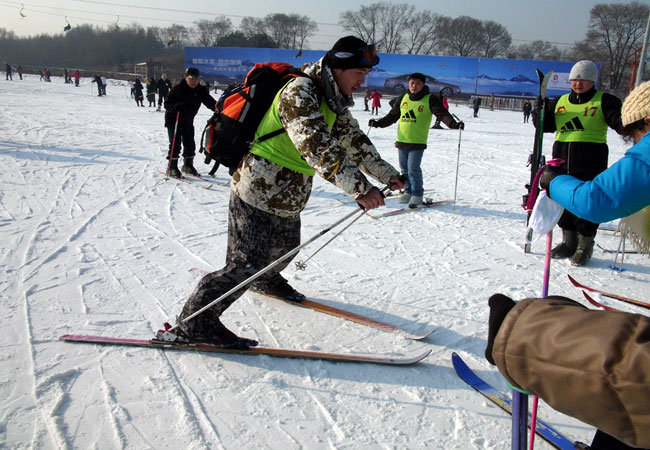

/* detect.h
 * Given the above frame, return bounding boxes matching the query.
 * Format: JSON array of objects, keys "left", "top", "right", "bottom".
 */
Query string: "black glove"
[
  {"left": 534, "top": 96, "right": 544, "bottom": 111},
  {"left": 539, "top": 165, "right": 566, "bottom": 195},
  {"left": 451, "top": 121, "right": 464, "bottom": 130},
  {"left": 368, "top": 119, "right": 379, "bottom": 128}
]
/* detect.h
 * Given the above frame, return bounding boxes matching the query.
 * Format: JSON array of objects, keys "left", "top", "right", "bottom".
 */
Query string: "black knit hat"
[
  {"left": 409, "top": 72, "right": 426, "bottom": 83},
  {"left": 185, "top": 67, "right": 200, "bottom": 78},
  {"left": 325, "top": 36, "right": 379, "bottom": 70}
]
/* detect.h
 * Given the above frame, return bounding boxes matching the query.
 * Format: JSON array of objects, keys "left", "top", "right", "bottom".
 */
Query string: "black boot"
[
  {"left": 166, "top": 158, "right": 183, "bottom": 178},
  {"left": 551, "top": 229, "right": 578, "bottom": 259},
  {"left": 252, "top": 275, "right": 306, "bottom": 302},
  {"left": 176, "top": 316, "right": 258, "bottom": 349},
  {"left": 485, "top": 294, "right": 516, "bottom": 365},
  {"left": 571, "top": 234, "right": 595, "bottom": 267},
  {"left": 181, "top": 157, "right": 200, "bottom": 177}
]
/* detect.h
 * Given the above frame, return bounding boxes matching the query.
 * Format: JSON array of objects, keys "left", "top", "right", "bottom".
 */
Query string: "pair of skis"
[
  {"left": 524, "top": 70, "right": 554, "bottom": 253},
  {"left": 62, "top": 282, "right": 435, "bottom": 366},
  {"left": 568, "top": 274, "right": 649, "bottom": 311}
]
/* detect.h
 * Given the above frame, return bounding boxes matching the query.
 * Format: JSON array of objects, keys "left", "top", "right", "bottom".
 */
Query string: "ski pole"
[
  {"left": 451, "top": 113, "right": 463, "bottom": 211},
  {"left": 168, "top": 192, "right": 386, "bottom": 332},
  {"left": 529, "top": 228, "right": 553, "bottom": 450},
  {"left": 295, "top": 189, "right": 384, "bottom": 271},
  {"left": 166, "top": 111, "right": 181, "bottom": 175}
]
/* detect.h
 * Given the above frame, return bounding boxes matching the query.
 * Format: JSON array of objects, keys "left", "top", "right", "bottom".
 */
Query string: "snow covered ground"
[{"left": 1, "top": 74, "right": 648, "bottom": 450}]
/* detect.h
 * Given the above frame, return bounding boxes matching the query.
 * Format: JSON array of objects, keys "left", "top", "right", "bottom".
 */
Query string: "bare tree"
[
  {"left": 193, "top": 16, "right": 233, "bottom": 47},
  {"left": 378, "top": 4, "right": 415, "bottom": 53},
  {"left": 481, "top": 20, "right": 512, "bottom": 58},
  {"left": 239, "top": 17, "right": 267, "bottom": 40},
  {"left": 438, "top": 16, "right": 484, "bottom": 57},
  {"left": 508, "top": 40, "right": 562, "bottom": 60},
  {"left": 403, "top": 11, "right": 443, "bottom": 55},
  {"left": 574, "top": 1, "right": 650, "bottom": 91},
  {"left": 340, "top": 2, "right": 416, "bottom": 53},
  {"left": 339, "top": 4, "right": 382, "bottom": 47}
]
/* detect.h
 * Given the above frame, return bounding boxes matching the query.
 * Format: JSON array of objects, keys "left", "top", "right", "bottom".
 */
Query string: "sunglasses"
[
  {"left": 332, "top": 44, "right": 379, "bottom": 67},
  {"left": 359, "top": 44, "right": 379, "bottom": 66}
]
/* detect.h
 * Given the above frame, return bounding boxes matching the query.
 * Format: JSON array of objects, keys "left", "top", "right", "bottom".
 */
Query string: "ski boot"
[
  {"left": 252, "top": 276, "right": 306, "bottom": 302},
  {"left": 551, "top": 229, "right": 578, "bottom": 259},
  {"left": 160, "top": 319, "right": 258, "bottom": 349},
  {"left": 166, "top": 158, "right": 183, "bottom": 179},
  {"left": 181, "top": 157, "right": 200, "bottom": 177},
  {"left": 408, "top": 195, "right": 423, "bottom": 208},
  {"left": 571, "top": 234, "right": 595, "bottom": 267}
]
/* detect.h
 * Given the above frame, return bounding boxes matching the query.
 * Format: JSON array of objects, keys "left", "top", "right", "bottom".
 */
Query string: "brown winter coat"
[{"left": 492, "top": 297, "right": 650, "bottom": 448}]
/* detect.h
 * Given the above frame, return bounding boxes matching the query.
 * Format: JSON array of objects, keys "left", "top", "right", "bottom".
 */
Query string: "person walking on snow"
[
  {"left": 164, "top": 67, "right": 216, "bottom": 178},
  {"left": 472, "top": 96, "right": 481, "bottom": 117},
  {"left": 156, "top": 73, "right": 172, "bottom": 111},
  {"left": 133, "top": 79, "right": 145, "bottom": 106},
  {"left": 368, "top": 72, "right": 464, "bottom": 207},
  {"left": 523, "top": 99, "right": 532, "bottom": 123},
  {"left": 5, "top": 63, "right": 12, "bottom": 80},
  {"left": 369, "top": 89, "right": 382, "bottom": 115},
  {"left": 172, "top": 36, "right": 405, "bottom": 349},
  {"left": 535, "top": 60, "right": 623, "bottom": 266}
]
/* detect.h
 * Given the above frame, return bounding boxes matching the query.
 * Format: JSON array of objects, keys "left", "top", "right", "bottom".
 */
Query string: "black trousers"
[{"left": 167, "top": 126, "right": 196, "bottom": 160}]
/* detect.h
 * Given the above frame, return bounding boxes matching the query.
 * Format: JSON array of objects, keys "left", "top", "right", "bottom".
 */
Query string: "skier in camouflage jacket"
[{"left": 175, "top": 36, "right": 405, "bottom": 348}]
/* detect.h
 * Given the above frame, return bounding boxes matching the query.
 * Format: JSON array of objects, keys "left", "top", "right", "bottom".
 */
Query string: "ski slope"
[{"left": 1, "top": 74, "right": 648, "bottom": 449}]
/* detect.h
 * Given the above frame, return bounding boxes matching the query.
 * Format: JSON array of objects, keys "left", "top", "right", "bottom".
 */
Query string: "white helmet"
[{"left": 569, "top": 60, "right": 598, "bottom": 82}]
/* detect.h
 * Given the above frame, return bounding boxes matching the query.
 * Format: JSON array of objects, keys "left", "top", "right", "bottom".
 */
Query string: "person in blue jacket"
[{"left": 540, "top": 79, "right": 650, "bottom": 225}]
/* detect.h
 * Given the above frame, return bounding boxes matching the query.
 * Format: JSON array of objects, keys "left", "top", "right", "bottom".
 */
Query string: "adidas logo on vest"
[
  {"left": 560, "top": 117, "right": 585, "bottom": 133},
  {"left": 401, "top": 110, "right": 417, "bottom": 122}
]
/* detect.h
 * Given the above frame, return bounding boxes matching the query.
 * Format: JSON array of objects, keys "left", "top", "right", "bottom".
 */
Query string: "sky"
[{"left": 1, "top": 0, "right": 649, "bottom": 50}]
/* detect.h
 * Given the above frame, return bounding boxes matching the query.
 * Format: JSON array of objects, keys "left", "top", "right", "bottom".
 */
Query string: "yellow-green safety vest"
[
  {"left": 249, "top": 81, "right": 336, "bottom": 175},
  {"left": 554, "top": 91, "right": 608, "bottom": 143},
  {"left": 396, "top": 94, "right": 433, "bottom": 144}
]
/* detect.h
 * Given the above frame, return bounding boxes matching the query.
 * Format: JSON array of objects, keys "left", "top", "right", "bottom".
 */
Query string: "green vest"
[
  {"left": 396, "top": 94, "right": 433, "bottom": 144},
  {"left": 554, "top": 91, "right": 608, "bottom": 143},
  {"left": 249, "top": 81, "right": 336, "bottom": 176}
]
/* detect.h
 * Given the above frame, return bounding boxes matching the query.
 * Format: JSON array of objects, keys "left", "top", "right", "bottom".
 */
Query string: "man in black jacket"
[
  {"left": 536, "top": 60, "right": 623, "bottom": 266},
  {"left": 164, "top": 67, "right": 217, "bottom": 178},
  {"left": 368, "top": 72, "right": 463, "bottom": 207},
  {"left": 156, "top": 73, "right": 172, "bottom": 111}
]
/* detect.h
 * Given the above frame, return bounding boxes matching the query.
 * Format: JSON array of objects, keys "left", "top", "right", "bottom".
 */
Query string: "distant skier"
[
  {"left": 472, "top": 96, "right": 481, "bottom": 117},
  {"left": 156, "top": 73, "right": 172, "bottom": 111},
  {"left": 522, "top": 99, "right": 532, "bottom": 123},
  {"left": 92, "top": 75, "right": 103, "bottom": 96},
  {"left": 5, "top": 63, "right": 12, "bottom": 80},
  {"left": 146, "top": 79, "right": 156, "bottom": 107},
  {"left": 369, "top": 89, "right": 382, "bottom": 115},
  {"left": 133, "top": 78, "right": 144, "bottom": 107},
  {"left": 73, "top": 69, "right": 81, "bottom": 87}
]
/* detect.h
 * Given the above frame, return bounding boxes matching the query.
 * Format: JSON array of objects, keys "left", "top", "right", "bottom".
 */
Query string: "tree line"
[{"left": 0, "top": 2, "right": 647, "bottom": 95}]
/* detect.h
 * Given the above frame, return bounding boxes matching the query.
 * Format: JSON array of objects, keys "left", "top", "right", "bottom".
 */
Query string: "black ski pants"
[
  {"left": 167, "top": 125, "right": 196, "bottom": 160},
  {"left": 178, "top": 193, "right": 300, "bottom": 333}
]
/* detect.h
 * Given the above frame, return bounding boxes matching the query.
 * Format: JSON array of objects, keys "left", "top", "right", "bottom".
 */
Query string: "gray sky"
[{"left": 1, "top": 0, "right": 648, "bottom": 50}]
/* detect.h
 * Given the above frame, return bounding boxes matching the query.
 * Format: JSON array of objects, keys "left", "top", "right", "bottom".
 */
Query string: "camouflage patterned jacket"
[{"left": 231, "top": 57, "right": 399, "bottom": 219}]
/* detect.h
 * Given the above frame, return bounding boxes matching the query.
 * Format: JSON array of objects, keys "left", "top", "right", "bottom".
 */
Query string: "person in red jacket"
[{"left": 369, "top": 89, "right": 382, "bottom": 115}]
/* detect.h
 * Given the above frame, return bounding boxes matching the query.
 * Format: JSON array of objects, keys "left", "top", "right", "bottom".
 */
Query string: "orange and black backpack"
[{"left": 200, "top": 62, "right": 307, "bottom": 175}]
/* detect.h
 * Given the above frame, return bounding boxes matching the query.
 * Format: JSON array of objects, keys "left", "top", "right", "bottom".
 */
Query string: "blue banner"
[{"left": 185, "top": 47, "right": 585, "bottom": 98}]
